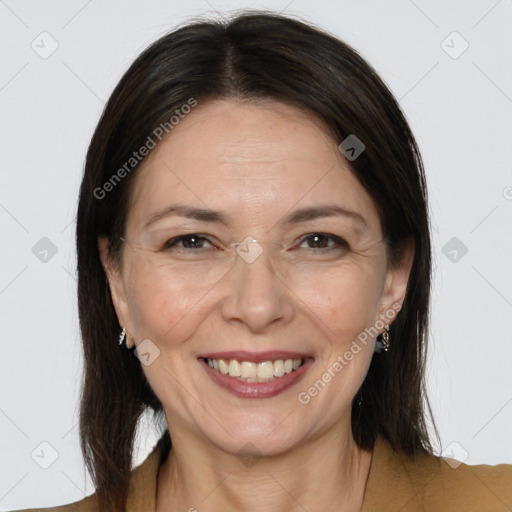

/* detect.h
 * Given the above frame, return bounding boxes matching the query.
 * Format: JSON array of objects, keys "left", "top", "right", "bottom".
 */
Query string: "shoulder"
[
  {"left": 413, "top": 450, "right": 512, "bottom": 510},
  {"left": 9, "top": 494, "right": 98, "bottom": 512},
  {"left": 363, "top": 437, "right": 512, "bottom": 512},
  {"left": 10, "top": 442, "right": 164, "bottom": 512}
]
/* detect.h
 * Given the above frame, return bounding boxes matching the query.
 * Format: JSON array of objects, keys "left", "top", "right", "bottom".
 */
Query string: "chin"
[{"left": 200, "top": 418, "right": 303, "bottom": 459}]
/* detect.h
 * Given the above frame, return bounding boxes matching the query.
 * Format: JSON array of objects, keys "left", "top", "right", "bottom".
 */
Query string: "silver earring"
[
  {"left": 375, "top": 324, "right": 390, "bottom": 353},
  {"left": 118, "top": 327, "right": 127, "bottom": 348}
]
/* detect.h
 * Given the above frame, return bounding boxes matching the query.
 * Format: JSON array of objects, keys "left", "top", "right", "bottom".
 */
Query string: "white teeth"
[
  {"left": 229, "top": 359, "right": 241, "bottom": 377},
  {"left": 218, "top": 359, "right": 229, "bottom": 374},
  {"left": 258, "top": 361, "right": 274, "bottom": 379},
  {"left": 273, "top": 359, "right": 285, "bottom": 377},
  {"left": 241, "top": 361, "right": 257, "bottom": 378},
  {"left": 206, "top": 357, "right": 304, "bottom": 382}
]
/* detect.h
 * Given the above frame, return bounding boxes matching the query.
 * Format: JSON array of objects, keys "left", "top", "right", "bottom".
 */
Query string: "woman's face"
[{"left": 102, "top": 99, "right": 411, "bottom": 457}]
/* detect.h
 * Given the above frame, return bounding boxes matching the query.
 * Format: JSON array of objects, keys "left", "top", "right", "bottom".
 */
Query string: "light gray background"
[{"left": 1, "top": 0, "right": 511, "bottom": 509}]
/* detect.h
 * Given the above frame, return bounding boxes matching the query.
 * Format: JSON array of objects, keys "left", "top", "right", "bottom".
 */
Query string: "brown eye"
[
  {"left": 164, "top": 234, "right": 212, "bottom": 250},
  {"left": 299, "top": 233, "right": 348, "bottom": 250},
  {"left": 306, "top": 234, "right": 329, "bottom": 248},
  {"left": 181, "top": 235, "right": 205, "bottom": 249}
]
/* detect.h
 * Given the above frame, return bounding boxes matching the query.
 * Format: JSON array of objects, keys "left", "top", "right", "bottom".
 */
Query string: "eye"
[
  {"left": 163, "top": 234, "right": 216, "bottom": 250},
  {"left": 297, "top": 233, "right": 348, "bottom": 250}
]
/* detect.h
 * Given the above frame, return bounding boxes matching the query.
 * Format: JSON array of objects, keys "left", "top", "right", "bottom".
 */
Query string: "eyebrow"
[
  {"left": 143, "top": 204, "right": 367, "bottom": 230},
  {"left": 281, "top": 205, "right": 367, "bottom": 227},
  {"left": 144, "top": 205, "right": 224, "bottom": 229}
]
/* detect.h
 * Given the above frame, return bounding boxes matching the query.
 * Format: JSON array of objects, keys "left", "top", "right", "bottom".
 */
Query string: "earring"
[
  {"left": 375, "top": 324, "right": 390, "bottom": 353},
  {"left": 118, "top": 327, "right": 128, "bottom": 348}
]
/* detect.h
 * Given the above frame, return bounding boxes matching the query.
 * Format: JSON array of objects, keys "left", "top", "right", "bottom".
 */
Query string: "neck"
[{"left": 156, "top": 419, "right": 373, "bottom": 512}]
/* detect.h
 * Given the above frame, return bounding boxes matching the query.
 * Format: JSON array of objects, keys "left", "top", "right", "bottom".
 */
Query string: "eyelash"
[
  {"left": 298, "top": 233, "right": 348, "bottom": 251},
  {"left": 162, "top": 233, "right": 349, "bottom": 252},
  {"left": 163, "top": 234, "right": 217, "bottom": 251}
]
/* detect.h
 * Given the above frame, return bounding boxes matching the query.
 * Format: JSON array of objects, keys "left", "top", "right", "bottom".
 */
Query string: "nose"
[{"left": 220, "top": 245, "right": 295, "bottom": 333}]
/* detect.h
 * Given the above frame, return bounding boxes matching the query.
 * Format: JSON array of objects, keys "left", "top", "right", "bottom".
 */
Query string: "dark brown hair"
[{"left": 77, "top": 11, "right": 437, "bottom": 511}]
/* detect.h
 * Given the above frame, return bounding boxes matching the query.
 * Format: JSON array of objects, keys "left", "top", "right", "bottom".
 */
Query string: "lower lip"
[{"left": 199, "top": 358, "right": 314, "bottom": 399}]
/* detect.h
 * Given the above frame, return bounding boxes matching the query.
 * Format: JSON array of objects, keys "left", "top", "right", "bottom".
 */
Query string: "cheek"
[
  {"left": 294, "top": 261, "right": 384, "bottom": 338},
  {"left": 124, "top": 263, "right": 211, "bottom": 343}
]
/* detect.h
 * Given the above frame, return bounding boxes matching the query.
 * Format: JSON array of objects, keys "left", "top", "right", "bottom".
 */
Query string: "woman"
[{"left": 17, "top": 11, "right": 512, "bottom": 512}]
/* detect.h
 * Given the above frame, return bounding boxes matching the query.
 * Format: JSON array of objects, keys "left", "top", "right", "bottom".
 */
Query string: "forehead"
[{"left": 126, "top": 99, "right": 380, "bottom": 234}]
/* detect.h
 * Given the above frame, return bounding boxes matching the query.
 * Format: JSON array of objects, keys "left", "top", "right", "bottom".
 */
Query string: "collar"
[{"left": 124, "top": 436, "right": 406, "bottom": 510}]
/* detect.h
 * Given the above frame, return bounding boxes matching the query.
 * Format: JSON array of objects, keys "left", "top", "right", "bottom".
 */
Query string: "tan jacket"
[{"left": 15, "top": 437, "right": 512, "bottom": 511}]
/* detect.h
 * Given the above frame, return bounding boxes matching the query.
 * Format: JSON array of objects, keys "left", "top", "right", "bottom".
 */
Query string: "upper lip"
[{"left": 198, "top": 350, "right": 313, "bottom": 363}]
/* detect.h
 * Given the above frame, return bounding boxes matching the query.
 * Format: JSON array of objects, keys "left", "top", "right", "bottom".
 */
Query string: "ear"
[
  {"left": 377, "top": 239, "right": 415, "bottom": 322},
  {"left": 98, "top": 236, "right": 135, "bottom": 349}
]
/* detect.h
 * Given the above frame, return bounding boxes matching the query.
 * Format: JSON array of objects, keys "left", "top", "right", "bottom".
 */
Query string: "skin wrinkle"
[{"left": 100, "top": 98, "right": 413, "bottom": 512}]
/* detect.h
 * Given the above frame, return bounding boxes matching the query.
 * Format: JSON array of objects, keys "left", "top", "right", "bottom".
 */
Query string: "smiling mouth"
[{"left": 202, "top": 357, "right": 305, "bottom": 383}]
